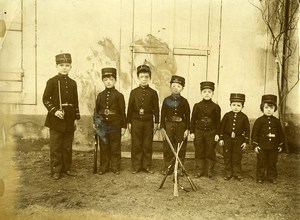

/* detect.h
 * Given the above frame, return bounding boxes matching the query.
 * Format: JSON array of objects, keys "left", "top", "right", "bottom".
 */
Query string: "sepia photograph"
[{"left": 0, "top": 0, "right": 299, "bottom": 219}]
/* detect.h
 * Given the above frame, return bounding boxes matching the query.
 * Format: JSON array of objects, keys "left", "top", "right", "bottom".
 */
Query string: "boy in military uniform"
[
  {"left": 94, "top": 67, "right": 126, "bottom": 175},
  {"left": 43, "top": 53, "right": 80, "bottom": 180},
  {"left": 252, "top": 94, "right": 284, "bottom": 184},
  {"left": 127, "top": 65, "right": 159, "bottom": 174},
  {"left": 190, "top": 81, "right": 220, "bottom": 178},
  {"left": 160, "top": 75, "right": 190, "bottom": 175},
  {"left": 219, "top": 93, "right": 250, "bottom": 181}
]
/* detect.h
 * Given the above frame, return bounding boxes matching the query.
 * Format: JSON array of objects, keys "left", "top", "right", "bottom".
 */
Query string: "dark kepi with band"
[
  {"left": 230, "top": 93, "right": 245, "bottom": 103},
  {"left": 261, "top": 94, "right": 277, "bottom": 105},
  {"left": 200, "top": 81, "right": 215, "bottom": 91},
  {"left": 102, "top": 67, "right": 117, "bottom": 80},
  {"left": 56, "top": 53, "right": 72, "bottom": 64},
  {"left": 170, "top": 75, "right": 185, "bottom": 87},
  {"left": 137, "top": 65, "right": 151, "bottom": 76}
]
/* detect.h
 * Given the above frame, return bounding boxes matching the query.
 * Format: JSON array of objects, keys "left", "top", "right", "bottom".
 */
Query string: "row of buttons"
[{"left": 268, "top": 117, "right": 272, "bottom": 141}]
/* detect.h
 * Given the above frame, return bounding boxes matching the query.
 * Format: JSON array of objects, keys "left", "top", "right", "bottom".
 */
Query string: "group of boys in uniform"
[{"left": 43, "top": 53, "right": 284, "bottom": 184}]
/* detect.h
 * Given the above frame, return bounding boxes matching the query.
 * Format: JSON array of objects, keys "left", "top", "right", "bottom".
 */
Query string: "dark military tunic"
[
  {"left": 160, "top": 95, "right": 190, "bottom": 168},
  {"left": 43, "top": 74, "right": 80, "bottom": 132},
  {"left": 127, "top": 85, "right": 159, "bottom": 171},
  {"left": 252, "top": 115, "right": 284, "bottom": 181},
  {"left": 43, "top": 74, "right": 80, "bottom": 174},
  {"left": 95, "top": 87, "right": 126, "bottom": 173},
  {"left": 190, "top": 99, "right": 221, "bottom": 176},
  {"left": 127, "top": 85, "right": 159, "bottom": 123},
  {"left": 219, "top": 111, "right": 250, "bottom": 177}
]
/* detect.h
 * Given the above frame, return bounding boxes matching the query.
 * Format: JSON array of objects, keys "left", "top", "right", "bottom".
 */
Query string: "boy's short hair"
[
  {"left": 260, "top": 102, "right": 277, "bottom": 112},
  {"left": 56, "top": 53, "right": 72, "bottom": 64},
  {"left": 230, "top": 101, "right": 244, "bottom": 107},
  {"left": 102, "top": 67, "right": 117, "bottom": 80},
  {"left": 260, "top": 94, "right": 277, "bottom": 112},
  {"left": 137, "top": 65, "right": 151, "bottom": 77}
]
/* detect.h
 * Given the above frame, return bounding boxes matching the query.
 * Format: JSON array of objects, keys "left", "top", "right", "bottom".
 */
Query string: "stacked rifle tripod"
[{"left": 158, "top": 132, "right": 197, "bottom": 196}]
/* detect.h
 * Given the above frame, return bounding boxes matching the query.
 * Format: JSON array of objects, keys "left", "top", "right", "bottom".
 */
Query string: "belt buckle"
[
  {"left": 173, "top": 116, "right": 182, "bottom": 122},
  {"left": 139, "top": 108, "right": 144, "bottom": 115},
  {"left": 104, "top": 109, "right": 110, "bottom": 115},
  {"left": 267, "top": 133, "right": 275, "bottom": 138},
  {"left": 231, "top": 132, "right": 235, "bottom": 138}
]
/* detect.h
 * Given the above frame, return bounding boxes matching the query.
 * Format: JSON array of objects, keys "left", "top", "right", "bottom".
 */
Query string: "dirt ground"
[{"left": 0, "top": 140, "right": 299, "bottom": 220}]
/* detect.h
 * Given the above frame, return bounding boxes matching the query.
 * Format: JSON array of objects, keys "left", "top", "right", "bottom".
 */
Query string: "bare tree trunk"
[{"left": 279, "top": 0, "right": 291, "bottom": 152}]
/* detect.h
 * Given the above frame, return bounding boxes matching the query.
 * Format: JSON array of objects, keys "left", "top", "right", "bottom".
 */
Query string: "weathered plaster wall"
[{"left": 0, "top": 0, "right": 299, "bottom": 149}]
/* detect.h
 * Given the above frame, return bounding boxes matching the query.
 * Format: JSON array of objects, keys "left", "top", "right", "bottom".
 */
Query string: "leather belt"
[
  {"left": 200, "top": 117, "right": 212, "bottom": 123},
  {"left": 99, "top": 109, "right": 116, "bottom": 115},
  {"left": 134, "top": 110, "right": 153, "bottom": 115},
  {"left": 166, "top": 116, "right": 183, "bottom": 122},
  {"left": 267, "top": 133, "right": 276, "bottom": 137},
  {"left": 224, "top": 132, "right": 243, "bottom": 139},
  {"left": 61, "top": 103, "right": 73, "bottom": 107}
]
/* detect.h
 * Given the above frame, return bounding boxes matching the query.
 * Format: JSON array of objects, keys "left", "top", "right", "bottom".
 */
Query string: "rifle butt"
[{"left": 173, "top": 183, "right": 179, "bottom": 196}]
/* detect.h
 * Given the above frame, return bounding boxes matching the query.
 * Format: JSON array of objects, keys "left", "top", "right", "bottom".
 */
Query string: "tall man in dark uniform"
[
  {"left": 127, "top": 65, "right": 159, "bottom": 174},
  {"left": 94, "top": 67, "right": 126, "bottom": 175},
  {"left": 252, "top": 94, "right": 284, "bottom": 184},
  {"left": 190, "top": 81, "right": 221, "bottom": 178},
  {"left": 160, "top": 75, "right": 190, "bottom": 175},
  {"left": 43, "top": 53, "right": 80, "bottom": 180},
  {"left": 219, "top": 93, "right": 250, "bottom": 181}
]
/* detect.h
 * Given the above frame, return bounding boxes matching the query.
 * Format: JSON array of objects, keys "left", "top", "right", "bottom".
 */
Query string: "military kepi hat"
[
  {"left": 230, "top": 93, "right": 245, "bottom": 103},
  {"left": 170, "top": 75, "right": 185, "bottom": 87},
  {"left": 55, "top": 53, "right": 72, "bottom": 64},
  {"left": 261, "top": 94, "right": 277, "bottom": 105},
  {"left": 200, "top": 81, "right": 215, "bottom": 91},
  {"left": 137, "top": 65, "right": 151, "bottom": 76},
  {"left": 102, "top": 67, "right": 117, "bottom": 79}
]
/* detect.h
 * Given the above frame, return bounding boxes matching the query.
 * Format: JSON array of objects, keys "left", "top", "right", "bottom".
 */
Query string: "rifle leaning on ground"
[
  {"left": 93, "top": 134, "right": 98, "bottom": 174},
  {"left": 163, "top": 131, "right": 197, "bottom": 192},
  {"left": 159, "top": 157, "right": 175, "bottom": 189}
]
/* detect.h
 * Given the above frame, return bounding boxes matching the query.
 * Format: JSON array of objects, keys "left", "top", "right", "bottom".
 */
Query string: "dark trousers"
[
  {"left": 256, "top": 149, "right": 278, "bottom": 181},
  {"left": 50, "top": 129, "right": 74, "bottom": 174},
  {"left": 99, "top": 128, "right": 121, "bottom": 172},
  {"left": 131, "top": 119, "right": 154, "bottom": 170},
  {"left": 194, "top": 129, "right": 216, "bottom": 175},
  {"left": 163, "top": 122, "right": 187, "bottom": 169},
  {"left": 223, "top": 137, "right": 243, "bottom": 177}
]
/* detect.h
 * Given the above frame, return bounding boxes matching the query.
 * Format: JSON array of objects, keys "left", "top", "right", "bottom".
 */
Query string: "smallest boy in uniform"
[
  {"left": 94, "top": 68, "right": 126, "bottom": 175},
  {"left": 43, "top": 53, "right": 80, "bottom": 180},
  {"left": 219, "top": 93, "right": 250, "bottom": 181},
  {"left": 190, "top": 81, "right": 220, "bottom": 178},
  {"left": 127, "top": 65, "right": 159, "bottom": 174},
  {"left": 252, "top": 94, "right": 284, "bottom": 184},
  {"left": 160, "top": 75, "right": 190, "bottom": 175}
]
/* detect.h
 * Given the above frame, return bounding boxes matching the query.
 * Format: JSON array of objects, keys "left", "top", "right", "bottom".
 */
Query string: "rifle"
[
  {"left": 158, "top": 140, "right": 184, "bottom": 194},
  {"left": 58, "top": 80, "right": 64, "bottom": 119},
  {"left": 159, "top": 158, "right": 175, "bottom": 189},
  {"left": 163, "top": 131, "right": 197, "bottom": 192},
  {"left": 93, "top": 134, "right": 98, "bottom": 174}
]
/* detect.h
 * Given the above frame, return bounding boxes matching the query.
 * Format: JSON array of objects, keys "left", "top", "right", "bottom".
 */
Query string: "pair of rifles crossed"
[{"left": 159, "top": 131, "right": 197, "bottom": 196}]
